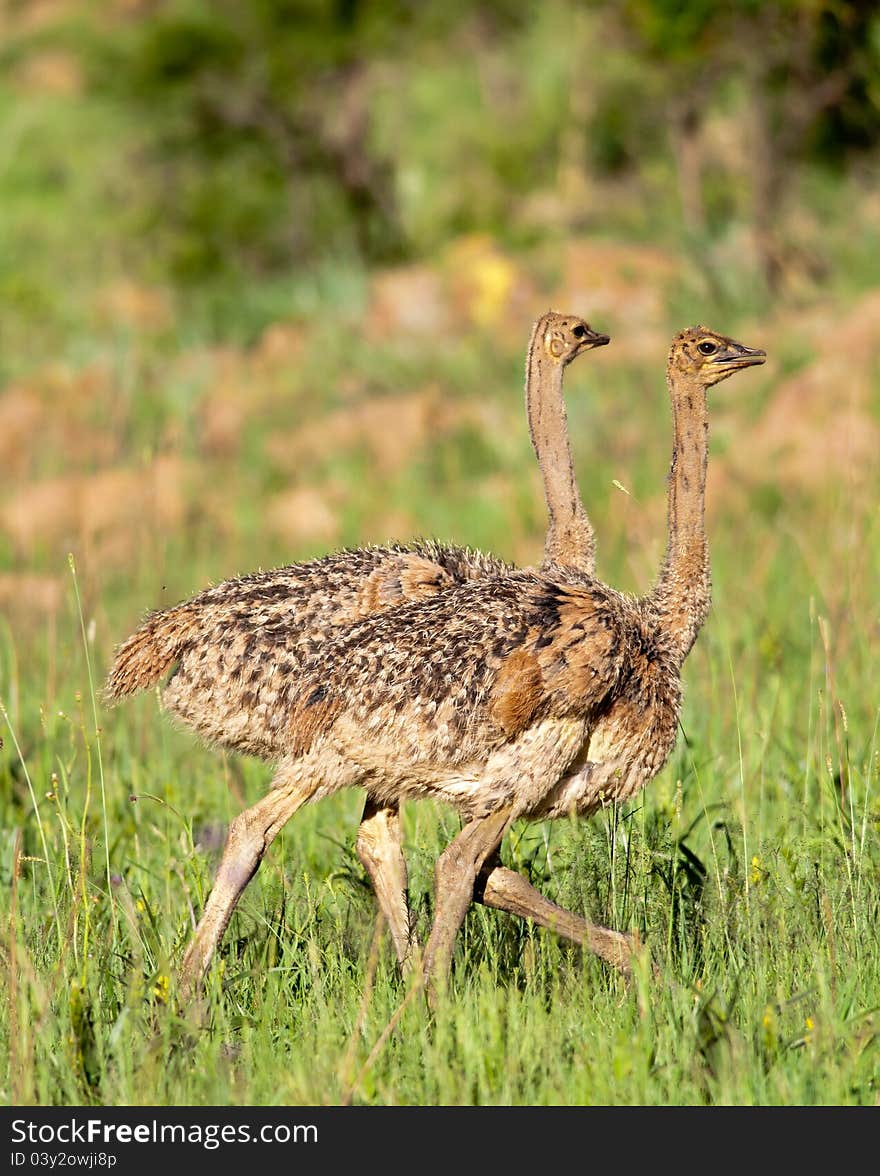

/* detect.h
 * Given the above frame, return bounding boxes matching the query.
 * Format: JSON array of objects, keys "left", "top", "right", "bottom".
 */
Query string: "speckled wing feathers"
[
  {"left": 286, "top": 570, "right": 634, "bottom": 768},
  {"left": 103, "top": 540, "right": 512, "bottom": 758}
]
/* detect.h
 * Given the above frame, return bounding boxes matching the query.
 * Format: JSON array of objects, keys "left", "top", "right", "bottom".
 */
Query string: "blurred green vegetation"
[{"left": 1, "top": 0, "right": 878, "bottom": 353}]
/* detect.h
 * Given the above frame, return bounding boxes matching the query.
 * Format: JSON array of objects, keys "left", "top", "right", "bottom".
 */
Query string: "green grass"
[
  {"left": 3, "top": 269, "right": 879, "bottom": 1103},
  {"left": 2, "top": 472, "right": 879, "bottom": 1105},
  {"left": 2, "top": 279, "right": 879, "bottom": 1104}
]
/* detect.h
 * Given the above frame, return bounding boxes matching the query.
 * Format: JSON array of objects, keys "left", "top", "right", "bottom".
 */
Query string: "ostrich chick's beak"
[
  {"left": 712, "top": 340, "right": 767, "bottom": 372},
  {"left": 585, "top": 330, "right": 611, "bottom": 348},
  {"left": 704, "top": 339, "right": 767, "bottom": 386}
]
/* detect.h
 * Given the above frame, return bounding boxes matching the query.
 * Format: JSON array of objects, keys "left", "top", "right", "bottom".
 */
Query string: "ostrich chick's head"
[
  {"left": 539, "top": 311, "right": 611, "bottom": 367},
  {"left": 670, "top": 326, "right": 766, "bottom": 387}
]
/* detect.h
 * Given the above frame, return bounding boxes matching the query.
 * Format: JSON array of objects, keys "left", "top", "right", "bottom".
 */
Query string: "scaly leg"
[
  {"left": 475, "top": 859, "right": 640, "bottom": 975},
  {"left": 179, "top": 776, "right": 318, "bottom": 1000},
  {"left": 352, "top": 810, "right": 643, "bottom": 980},
  {"left": 421, "top": 807, "right": 514, "bottom": 993},
  {"left": 356, "top": 798, "right": 413, "bottom": 968}
]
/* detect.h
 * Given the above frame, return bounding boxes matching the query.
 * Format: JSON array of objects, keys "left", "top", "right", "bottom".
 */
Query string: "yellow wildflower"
[{"left": 150, "top": 974, "right": 169, "bottom": 1003}]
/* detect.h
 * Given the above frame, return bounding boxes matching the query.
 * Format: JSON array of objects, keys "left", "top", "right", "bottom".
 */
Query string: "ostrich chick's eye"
[
  {"left": 697, "top": 340, "right": 717, "bottom": 355},
  {"left": 571, "top": 324, "right": 586, "bottom": 338}
]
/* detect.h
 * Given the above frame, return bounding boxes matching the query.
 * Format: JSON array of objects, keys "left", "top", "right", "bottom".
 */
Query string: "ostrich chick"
[
  {"left": 168, "top": 327, "right": 765, "bottom": 992},
  {"left": 105, "top": 312, "right": 610, "bottom": 979}
]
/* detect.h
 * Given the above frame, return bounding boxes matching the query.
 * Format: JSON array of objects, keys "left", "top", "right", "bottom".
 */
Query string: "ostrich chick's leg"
[
  {"left": 179, "top": 775, "right": 318, "bottom": 999},
  {"left": 421, "top": 807, "right": 514, "bottom": 993},
  {"left": 474, "top": 859, "right": 640, "bottom": 975},
  {"left": 356, "top": 798, "right": 413, "bottom": 968},
  {"left": 356, "top": 809, "right": 640, "bottom": 978}
]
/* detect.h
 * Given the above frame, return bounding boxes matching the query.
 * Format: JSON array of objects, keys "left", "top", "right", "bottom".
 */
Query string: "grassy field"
[
  {"left": 2, "top": 15, "right": 880, "bottom": 1108},
  {"left": 3, "top": 254, "right": 878, "bottom": 1105}
]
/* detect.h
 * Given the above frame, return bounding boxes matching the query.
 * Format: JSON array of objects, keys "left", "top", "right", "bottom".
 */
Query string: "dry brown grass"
[
  {"left": 714, "top": 290, "right": 880, "bottom": 503},
  {"left": 1, "top": 236, "right": 878, "bottom": 590},
  {"left": 1, "top": 457, "right": 188, "bottom": 564}
]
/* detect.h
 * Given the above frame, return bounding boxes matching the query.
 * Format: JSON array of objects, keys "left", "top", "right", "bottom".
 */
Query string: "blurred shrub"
[
  {"left": 83, "top": 0, "right": 538, "bottom": 283},
  {"left": 1, "top": 0, "right": 878, "bottom": 320}
]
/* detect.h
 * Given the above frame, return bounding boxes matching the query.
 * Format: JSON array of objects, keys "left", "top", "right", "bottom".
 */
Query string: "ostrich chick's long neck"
[
  {"left": 526, "top": 331, "right": 595, "bottom": 574},
  {"left": 651, "top": 358, "right": 711, "bottom": 664}
]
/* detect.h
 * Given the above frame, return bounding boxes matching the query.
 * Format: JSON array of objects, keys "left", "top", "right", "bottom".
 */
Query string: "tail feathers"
[{"left": 103, "top": 607, "right": 193, "bottom": 703}]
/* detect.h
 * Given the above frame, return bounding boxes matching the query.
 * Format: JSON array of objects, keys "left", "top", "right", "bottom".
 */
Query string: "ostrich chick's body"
[{"left": 287, "top": 571, "right": 674, "bottom": 823}]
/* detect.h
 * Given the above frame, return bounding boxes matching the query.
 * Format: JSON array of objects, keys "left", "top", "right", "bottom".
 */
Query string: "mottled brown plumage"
[
  {"left": 148, "top": 326, "right": 765, "bottom": 993},
  {"left": 105, "top": 311, "right": 610, "bottom": 978},
  {"left": 281, "top": 569, "right": 666, "bottom": 820},
  {"left": 106, "top": 542, "right": 508, "bottom": 758}
]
